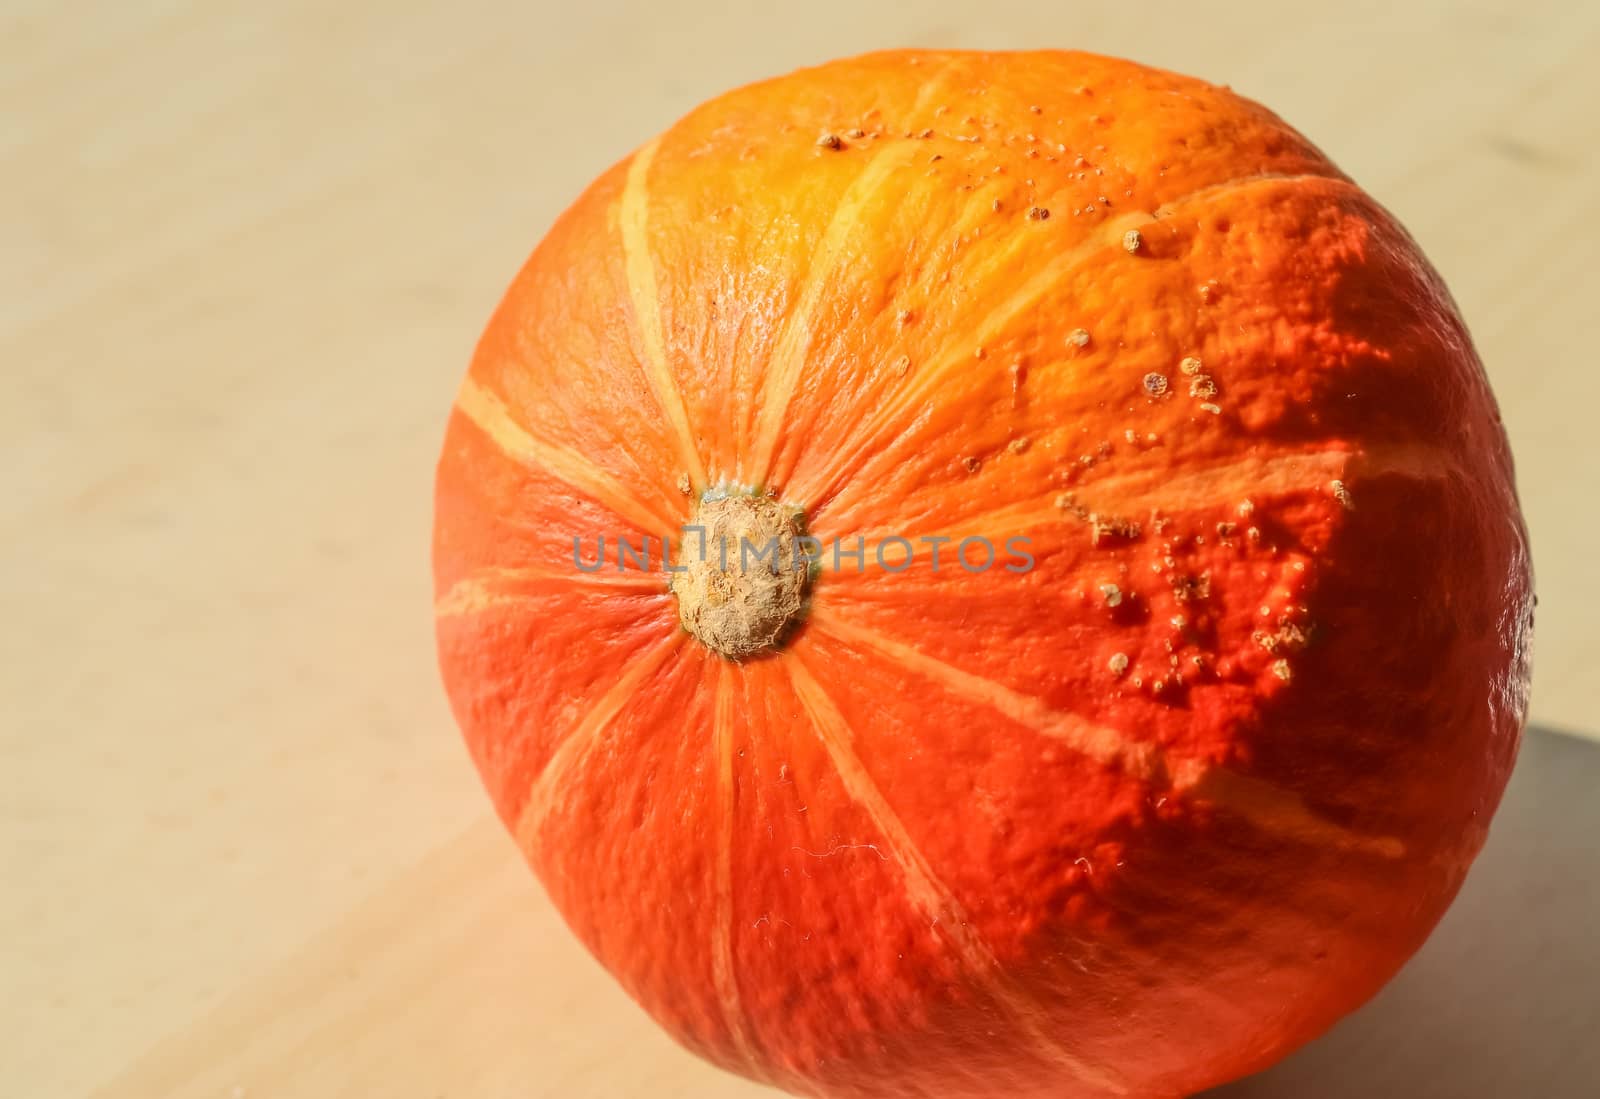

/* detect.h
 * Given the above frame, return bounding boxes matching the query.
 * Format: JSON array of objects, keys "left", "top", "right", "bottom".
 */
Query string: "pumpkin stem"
[{"left": 669, "top": 493, "right": 811, "bottom": 659}]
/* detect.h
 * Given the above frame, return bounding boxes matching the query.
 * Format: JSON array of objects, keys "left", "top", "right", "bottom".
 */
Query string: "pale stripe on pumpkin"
[
  {"left": 748, "top": 62, "right": 964, "bottom": 488},
  {"left": 619, "top": 138, "right": 710, "bottom": 493},
  {"left": 454, "top": 376, "right": 682, "bottom": 536},
  {"left": 1095, "top": 440, "right": 1450, "bottom": 516},
  {"left": 433, "top": 565, "right": 665, "bottom": 619},
  {"left": 796, "top": 171, "right": 1354, "bottom": 515},
  {"left": 1180, "top": 765, "right": 1406, "bottom": 860},
  {"left": 709, "top": 665, "right": 763, "bottom": 1074},
  {"left": 810, "top": 609, "right": 1404, "bottom": 859},
  {"left": 786, "top": 655, "right": 1130, "bottom": 1096},
  {"left": 513, "top": 632, "right": 685, "bottom": 851},
  {"left": 820, "top": 441, "right": 1453, "bottom": 574},
  {"left": 811, "top": 610, "right": 1163, "bottom": 778}
]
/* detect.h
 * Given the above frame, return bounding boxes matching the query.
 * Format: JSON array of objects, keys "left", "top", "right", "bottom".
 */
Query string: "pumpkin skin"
[{"left": 433, "top": 47, "right": 1533, "bottom": 1099}]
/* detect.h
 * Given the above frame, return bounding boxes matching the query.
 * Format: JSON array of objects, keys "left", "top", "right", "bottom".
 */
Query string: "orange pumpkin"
[{"left": 433, "top": 49, "right": 1532, "bottom": 1099}]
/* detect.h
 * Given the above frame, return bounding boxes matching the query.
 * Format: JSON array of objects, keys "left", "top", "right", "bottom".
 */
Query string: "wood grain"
[{"left": 5, "top": 1, "right": 1597, "bottom": 1096}]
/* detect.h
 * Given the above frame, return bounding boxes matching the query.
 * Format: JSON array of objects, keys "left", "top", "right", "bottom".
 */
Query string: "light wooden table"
[{"left": 6, "top": 2, "right": 1598, "bottom": 1097}]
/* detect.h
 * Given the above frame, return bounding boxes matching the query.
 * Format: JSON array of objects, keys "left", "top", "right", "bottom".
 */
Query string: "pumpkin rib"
[
  {"left": 785, "top": 653, "right": 1129, "bottom": 1096},
  {"left": 434, "top": 564, "right": 665, "bottom": 618},
  {"left": 619, "top": 137, "right": 711, "bottom": 493},
  {"left": 747, "top": 59, "right": 966, "bottom": 489},
  {"left": 809, "top": 608, "right": 1161, "bottom": 778},
  {"left": 434, "top": 587, "right": 680, "bottom": 832},
  {"left": 785, "top": 655, "right": 985, "bottom": 937},
  {"left": 759, "top": 149, "right": 1044, "bottom": 500},
  {"left": 709, "top": 664, "right": 765, "bottom": 1077},
  {"left": 792, "top": 172, "right": 1355, "bottom": 518},
  {"left": 1179, "top": 766, "right": 1407, "bottom": 860},
  {"left": 820, "top": 441, "right": 1456, "bottom": 578},
  {"left": 810, "top": 609, "right": 1404, "bottom": 859},
  {"left": 454, "top": 376, "right": 683, "bottom": 536},
  {"left": 746, "top": 138, "right": 929, "bottom": 489},
  {"left": 1086, "top": 440, "right": 1454, "bottom": 518},
  {"left": 513, "top": 631, "right": 687, "bottom": 853}
]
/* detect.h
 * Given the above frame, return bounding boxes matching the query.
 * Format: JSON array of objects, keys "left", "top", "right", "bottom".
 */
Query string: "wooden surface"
[{"left": 5, "top": 2, "right": 1598, "bottom": 1096}]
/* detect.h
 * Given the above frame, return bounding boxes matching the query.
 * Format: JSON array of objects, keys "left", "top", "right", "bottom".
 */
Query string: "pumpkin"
[{"left": 433, "top": 49, "right": 1532, "bottom": 1099}]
